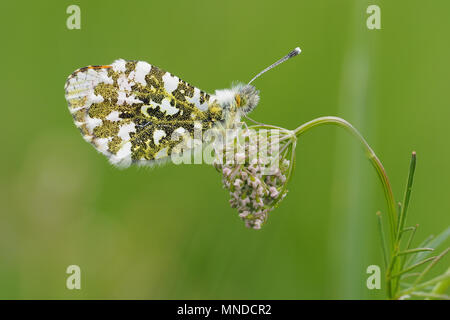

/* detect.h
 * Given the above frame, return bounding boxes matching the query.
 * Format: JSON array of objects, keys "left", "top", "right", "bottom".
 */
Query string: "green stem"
[
  {"left": 292, "top": 116, "right": 399, "bottom": 298},
  {"left": 293, "top": 117, "right": 398, "bottom": 243}
]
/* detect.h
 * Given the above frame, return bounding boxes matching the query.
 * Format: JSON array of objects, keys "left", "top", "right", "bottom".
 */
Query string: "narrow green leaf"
[
  {"left": 396, "top": 152, "right": 416, "bottom": 241},
  {"left": 401, "top": 224, "right": 419, "bottom": 271},
  {"left": 400, "top": 281, "right": 435, "bottom": 291},
  {"left": 376, "top": 211, "right": 389, "bottom": 268},
  {"left": 414, "top": 247, "right": 450, "bottom": 285},
  {"left": 400, "top": 273, "right": 421, "bottom": 280},
  {"left": 398, "top": 272, "right": 450, "bottom": 298},
  {"left": 404, "top": 234, "right": 434, "bottom": 267},
  {"left": 410, "top": 292, "right": 450, "bottom": 300},
  {"left": 397, "top": 248, "right": 434, "bottom": 256},
  {"left": 431, "top": 267, "right": 450, "bottom": 297},
  {"left": 401, "top": 226, "right": 416, "bottom": 234},
  {"left": 391, "top": 256, "right": 435, "bottom": 278},
  {"left": 410, "top": 226, "right": 450, "bottom": 266},
  {"left": 404, "top": 225, "right": 418, "bottom": 251}
]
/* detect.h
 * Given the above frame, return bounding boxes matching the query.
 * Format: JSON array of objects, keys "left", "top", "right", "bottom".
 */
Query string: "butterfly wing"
[{"left": 65, "top": 59, "right": 220, "bottom": 167}]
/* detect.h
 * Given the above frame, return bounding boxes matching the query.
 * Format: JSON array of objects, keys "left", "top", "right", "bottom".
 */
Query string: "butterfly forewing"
[{"left": 65, "top": 59, "right": 221, "bottom": 167}]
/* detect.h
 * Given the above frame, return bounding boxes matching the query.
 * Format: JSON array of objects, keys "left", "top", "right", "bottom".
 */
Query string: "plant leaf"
[{"left": 410, "top": 226, "right": 450, "bottom": 266}]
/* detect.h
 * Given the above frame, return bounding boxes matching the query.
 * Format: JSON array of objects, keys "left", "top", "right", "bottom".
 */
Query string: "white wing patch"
[
  {"left": 118, "top": 123, "right": 136, "bottom": 140},
  {"left": 153, "top": 129, "right": 166, "bottom": 146},
  {"left": 112, "top": 59, "right": 126, "bottom": 73},
  {"left": 133, "top": 61, "right": 152, "bottom": 86},
  {"left": 162, "top": 73, "right": 179, "bottom": 93}
]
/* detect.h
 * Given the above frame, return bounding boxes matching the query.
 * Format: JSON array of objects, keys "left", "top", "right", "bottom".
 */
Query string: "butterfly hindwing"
[{"left": 65, "top": 59, "right": 222, "bottom": 167}]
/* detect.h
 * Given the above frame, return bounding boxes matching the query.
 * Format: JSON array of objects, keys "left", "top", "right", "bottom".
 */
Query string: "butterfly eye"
[{"left": 235, "top": 94, "right": 241, "bottom": 107}]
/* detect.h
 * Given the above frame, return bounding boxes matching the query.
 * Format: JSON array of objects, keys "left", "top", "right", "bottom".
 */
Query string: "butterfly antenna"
[{"left": 248, "top": 47, "right": 301, "bottom": 85}]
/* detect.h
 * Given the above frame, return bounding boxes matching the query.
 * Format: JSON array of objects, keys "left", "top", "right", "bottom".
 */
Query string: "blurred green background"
[{"left": 1, "top": 0, "right": 449, "bottom": 299}]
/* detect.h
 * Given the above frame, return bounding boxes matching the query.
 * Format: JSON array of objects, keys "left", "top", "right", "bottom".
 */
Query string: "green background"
[{"left": 1, "top": 0, "right": 449, "bottom": 299}]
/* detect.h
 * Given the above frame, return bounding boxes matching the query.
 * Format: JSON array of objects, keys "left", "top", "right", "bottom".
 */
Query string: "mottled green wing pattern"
[{"left": 64, "top": 60, "right": 223, "bottom": 167}]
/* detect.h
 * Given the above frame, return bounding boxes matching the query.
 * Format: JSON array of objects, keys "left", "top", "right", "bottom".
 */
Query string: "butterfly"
[{"left": 64, "top": 47, "right": 301, "bottom": 167}]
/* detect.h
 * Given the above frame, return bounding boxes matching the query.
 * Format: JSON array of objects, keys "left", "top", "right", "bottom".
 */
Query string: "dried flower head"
[{"left": 213, "top": 125, "right": 296, "bottom": 229}]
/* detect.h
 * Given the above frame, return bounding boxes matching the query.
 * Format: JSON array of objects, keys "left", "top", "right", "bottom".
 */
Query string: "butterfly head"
[
  {"left": 233, "top": 83, "right": 260, "bottom": 115},
  {"left": 211, "top": 83, "right": 259, "bottom": 116},
  {"left": 211, "top": 47, "right": 301, "bottom": 121}
]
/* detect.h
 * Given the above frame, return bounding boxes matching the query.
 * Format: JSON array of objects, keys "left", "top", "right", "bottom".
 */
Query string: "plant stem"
[
  {"left": 293, "top": 116, "right": 398, "bottom": 243},
  {"left": 376, "top": 212, "right": 389, "bottom": 269},
  {"left": 292, "top": 116, "right": 399, "bottom": 299}
]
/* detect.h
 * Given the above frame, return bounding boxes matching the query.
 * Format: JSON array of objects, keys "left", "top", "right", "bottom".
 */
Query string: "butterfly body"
[{"left": 65, "top": 59, "right": 259, "bottom": 167}]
